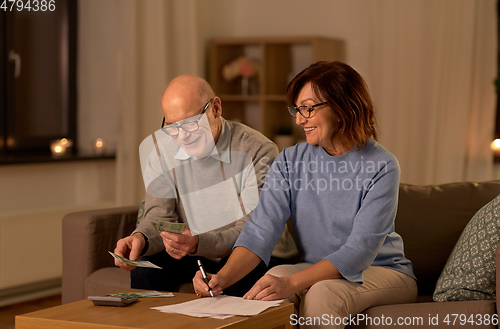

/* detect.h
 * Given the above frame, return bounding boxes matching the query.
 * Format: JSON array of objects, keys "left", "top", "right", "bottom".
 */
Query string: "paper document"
[
  {"left": 108, "top": 251, "right": 162, "bottom": 269},
  {"left": 151, "top": 295, "right": 283, "bottom": 319}
]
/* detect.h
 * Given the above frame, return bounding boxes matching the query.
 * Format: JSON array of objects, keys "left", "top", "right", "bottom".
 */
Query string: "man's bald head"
[
  {"left": 160, "top": 75, "right": 222, "bottom": 158},
  {"left": 161, "top": 75, "right": 215, "bottom": 113}
]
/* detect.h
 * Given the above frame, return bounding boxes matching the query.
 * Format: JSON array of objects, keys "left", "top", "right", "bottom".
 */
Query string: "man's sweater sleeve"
[
  {"left": 132, "top": 152, "right": 179, "bottom": 256},
  {"left": 133, "top": 192, "right": 178, "bottom": 256}
]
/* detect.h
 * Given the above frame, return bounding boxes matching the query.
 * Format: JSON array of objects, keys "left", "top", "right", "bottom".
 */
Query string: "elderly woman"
[{"left": 193, "top": 61, "right": 417, "bottom": 328}]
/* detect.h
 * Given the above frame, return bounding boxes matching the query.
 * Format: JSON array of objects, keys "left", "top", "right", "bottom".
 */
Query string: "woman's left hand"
[{"left": 243, "top": 274, "right": 295, "bottom": 301}]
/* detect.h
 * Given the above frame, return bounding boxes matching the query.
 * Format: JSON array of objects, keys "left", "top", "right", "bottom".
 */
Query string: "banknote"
[
  {"left": 108, "top": 251, "right": 162, "bottom": 269},
  {"left": 151, "top": 220, "right": 185, "bottom": 234},
  {"left": 109, "top": 291, "right": 174, "bottom": 298}
]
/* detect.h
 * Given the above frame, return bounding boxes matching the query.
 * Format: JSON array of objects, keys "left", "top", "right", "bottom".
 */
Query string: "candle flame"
[{"left": 490, "top": 139, "right": 500, "bottom": 151}]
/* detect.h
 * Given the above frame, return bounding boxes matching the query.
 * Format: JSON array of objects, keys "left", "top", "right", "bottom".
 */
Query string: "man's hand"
[
  {"left": 114, "top": 232, "right": 146, "bottom": 271},
  {"left": 161, "top": 228, "right": 199, "bottom": 260},
  {"left": 243, "top": 274, "right": 295, "bottom": 301}
]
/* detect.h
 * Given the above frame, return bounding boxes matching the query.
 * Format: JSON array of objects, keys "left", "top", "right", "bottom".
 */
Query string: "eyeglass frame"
[
  {"left": 287, "top": 102, "right": 328, "bottom": 119},
  {"left": 161, "top": 98, "right": 213, "bottom": 136}
]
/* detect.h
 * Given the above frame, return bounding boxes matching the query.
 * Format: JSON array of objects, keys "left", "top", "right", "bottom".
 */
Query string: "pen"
[{"left": 197, "top": 259, "right": 214, "bottom": 297}]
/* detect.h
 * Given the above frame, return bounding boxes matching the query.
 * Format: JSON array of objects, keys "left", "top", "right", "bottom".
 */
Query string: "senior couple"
[{"left": 113, "top": 61, "right": 417, "bottom": 329}]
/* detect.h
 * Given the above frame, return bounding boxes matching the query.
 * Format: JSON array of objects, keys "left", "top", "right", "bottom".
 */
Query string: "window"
[{"left": 0, "top": 0, "right": 77, "bottom": 157}]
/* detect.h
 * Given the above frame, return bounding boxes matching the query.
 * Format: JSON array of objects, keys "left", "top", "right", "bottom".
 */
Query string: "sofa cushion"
[
  {"left": 347, "top": 300, "right": 496, "bottom": 329},
  {"left": 396, "top": 181, "right": 500, "bottom": 296},
  {"left": 433, "top": 194, "right": 500, "bottom": 301}
]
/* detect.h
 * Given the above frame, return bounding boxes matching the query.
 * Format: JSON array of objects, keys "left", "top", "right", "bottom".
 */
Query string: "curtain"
[
  {"left": 463, "top": 0, "right": 497, "bottom": 182},
  {"left": 115, "top": 0, "right": 202, "bottom": 206},
  {"left": 368, "top": 0, "right": 496, "bottom": 185}
]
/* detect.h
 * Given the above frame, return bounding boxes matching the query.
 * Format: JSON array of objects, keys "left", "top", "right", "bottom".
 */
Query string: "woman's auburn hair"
[{"left": 286, "top": 61, "right": 378, "bottom": 150}]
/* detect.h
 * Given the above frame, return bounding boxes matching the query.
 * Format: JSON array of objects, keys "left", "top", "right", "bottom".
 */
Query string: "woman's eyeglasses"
[{"left": 287, "top": 102, "right": 328, "bottom": 118}]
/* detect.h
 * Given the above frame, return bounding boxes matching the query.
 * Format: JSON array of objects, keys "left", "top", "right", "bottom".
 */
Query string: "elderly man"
[{"left": 113, "top": 74, "right": 284, "bottom": 295}]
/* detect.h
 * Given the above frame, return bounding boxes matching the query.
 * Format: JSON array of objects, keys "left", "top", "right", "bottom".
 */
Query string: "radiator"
[
  {"left": 0, "top": 203, "right": 114, "bottom": 306},
  {"left": 0, "top": 209, "right": 64, "bottom": 291}
]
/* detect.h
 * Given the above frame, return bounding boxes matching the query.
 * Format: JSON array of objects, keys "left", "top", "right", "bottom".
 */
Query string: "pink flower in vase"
[
  {"left": 238, "top": 57, "right": 256, "bottom": 78},
  {"left": 222, "top": 56, "right": 259, "bottom": 81}
]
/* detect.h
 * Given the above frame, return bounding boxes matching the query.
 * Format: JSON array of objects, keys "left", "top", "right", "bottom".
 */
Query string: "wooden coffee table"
[{"left": 15, "top": 291, "right": 293, "bottom": 329}]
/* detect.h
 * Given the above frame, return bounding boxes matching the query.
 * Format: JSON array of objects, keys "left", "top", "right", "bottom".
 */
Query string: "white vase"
[{"left": 241, "top": 77, "right": 249, "bottom": 95}]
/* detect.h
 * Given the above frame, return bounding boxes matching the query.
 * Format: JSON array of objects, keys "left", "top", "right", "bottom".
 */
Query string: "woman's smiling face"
[{"left": 295, "top": 82, "right": 339, "bottom": 154}]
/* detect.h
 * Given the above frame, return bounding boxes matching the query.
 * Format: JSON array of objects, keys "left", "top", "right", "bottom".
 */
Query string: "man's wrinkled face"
[{"left": 162, "top": 99, "right": 216, "bottom": 159}]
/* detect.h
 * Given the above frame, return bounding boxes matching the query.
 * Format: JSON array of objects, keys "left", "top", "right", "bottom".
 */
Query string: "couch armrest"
[{"left": 62, "top": 206, "right": 138, "bottom": 304}]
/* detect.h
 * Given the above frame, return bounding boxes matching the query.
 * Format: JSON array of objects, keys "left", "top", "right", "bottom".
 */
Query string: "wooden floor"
[{"left": 0, "top": 294, "right": 61, "bottom": 329}]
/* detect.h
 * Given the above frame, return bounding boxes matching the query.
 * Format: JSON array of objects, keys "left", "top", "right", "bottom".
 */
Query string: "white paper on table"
[
  {"left": 159, "top": 310, "right": 234, "bottom": 319},
  {"left": 151, "top": 295, "right": 283, "bottom": 318},
  {"left": 151, "top": 303, "right": 234, "bottom": 319}
]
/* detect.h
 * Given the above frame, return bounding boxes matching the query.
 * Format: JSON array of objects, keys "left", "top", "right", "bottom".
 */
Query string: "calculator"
[{"left": 87, "top": 295, "right": 139, "bottom": 307}]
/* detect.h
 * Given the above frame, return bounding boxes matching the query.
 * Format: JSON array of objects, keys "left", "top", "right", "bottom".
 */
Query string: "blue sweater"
[{"left": 234, "top": 140, "right": 415, "bottom": 283}]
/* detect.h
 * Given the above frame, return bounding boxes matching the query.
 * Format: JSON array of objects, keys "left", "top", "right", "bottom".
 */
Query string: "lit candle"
[
  {"left": 50, "top": 139, "right": 67, "bottom": 157},
  {"left": 59, "top": 138, "right": 73, "bottom": 148},
  {"left": 490, "top": 139, "right": 500, "bottom": 157},
  {"left": 93, "top": 138, "right": 106, "bottom": 155}
]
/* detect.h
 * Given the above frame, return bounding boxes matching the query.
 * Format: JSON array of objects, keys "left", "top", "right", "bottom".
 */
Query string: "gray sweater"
[{"left": 134, "top": 117, "right": 279, "bottom": 258}]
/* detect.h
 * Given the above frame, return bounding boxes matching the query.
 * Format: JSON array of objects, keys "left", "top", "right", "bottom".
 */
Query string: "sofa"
[{"left": 62, "top": 180, "right": 500, "bottom": 328}]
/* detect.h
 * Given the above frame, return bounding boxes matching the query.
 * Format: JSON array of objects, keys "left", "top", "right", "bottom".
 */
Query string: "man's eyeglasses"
[
  {"left": 287, "top": 102, "right": 328, "bottom": 119},
  {"left": 161, "top": 98, "right": 213, "bottom": 136}
]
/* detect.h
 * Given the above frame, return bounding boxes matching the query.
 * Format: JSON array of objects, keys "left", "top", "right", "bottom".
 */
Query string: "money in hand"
[
  {"left": 151, "top": 220, "right": 185, "bottom": 234},
  {"left": 109, "top": 251, "right": 162, "bottom": 269}
]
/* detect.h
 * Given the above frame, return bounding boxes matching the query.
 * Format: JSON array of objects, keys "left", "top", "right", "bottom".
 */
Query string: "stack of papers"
[{"left": 151, "top": 295, "right": 283, "bottom": 319}]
